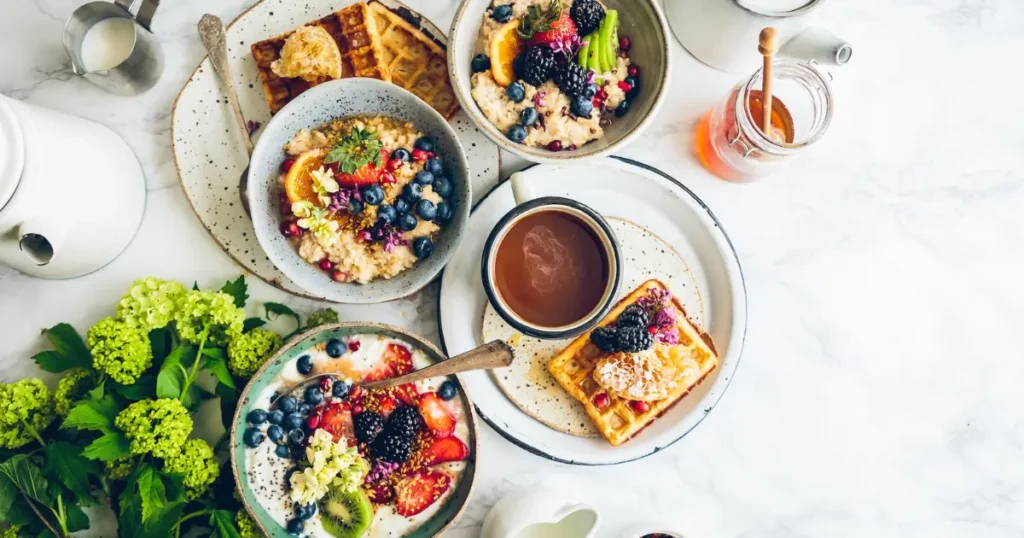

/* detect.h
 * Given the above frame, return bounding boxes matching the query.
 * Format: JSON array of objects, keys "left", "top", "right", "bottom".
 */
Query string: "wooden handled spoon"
[{"left": 758, "top": 27, "right": 778, "bottom": 137}]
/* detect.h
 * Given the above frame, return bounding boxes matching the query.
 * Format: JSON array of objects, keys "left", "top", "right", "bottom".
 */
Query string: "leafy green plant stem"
[
  {"left": 54, "top": 494, "right": 69, "bottom": 536},
  {"left": 22, "top": 494, "right": 65, "bottom": 538},
  {"left": 20, "top": 417, "right": 46, "bottom": 447},
  {"left": 178, "top": 328, "right": 210, "bottom": 401},
  {"left": 172, "top": 508, "right": 213, "bottom": 537}
]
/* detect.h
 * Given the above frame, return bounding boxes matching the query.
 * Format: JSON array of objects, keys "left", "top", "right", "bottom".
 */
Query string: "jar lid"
[{"left": 0, "top": 96, "right": 24, "bottom": 210}]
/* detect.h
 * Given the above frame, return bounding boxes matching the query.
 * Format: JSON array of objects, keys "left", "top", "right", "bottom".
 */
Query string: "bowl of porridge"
[
  {"left": 449, "top": 0, "right": 671, "bottom": 163},
  {"left": 248, "top": 78, "right": 471, "bottom": 303}
]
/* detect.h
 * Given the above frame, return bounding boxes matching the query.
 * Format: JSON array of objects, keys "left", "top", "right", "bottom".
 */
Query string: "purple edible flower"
[
  {"left": 551, "top": 34, "right": 585, "bottom": 58},
  {"left": 366, "top": 461, "right": 399, "bottom": 483},
  {"left": 655, "top": 327, "right": 680, "bottom": 345},
  {"left": 533, "top": 90, "right": 547, "bottom": 108},
  {"left": 246, "top": 120, "right": 261, "bottom": 135},
  {"left": 585, "top": 69, "right": 596, "bottom": 85},
  {"left": 381, "top": 226, "right": 408, "bottom": 253},
  {"left": 357, "top": 229, "right": 373, "bottom": 242}
]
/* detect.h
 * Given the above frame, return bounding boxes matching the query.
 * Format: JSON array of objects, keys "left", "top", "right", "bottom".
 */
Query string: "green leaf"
[
  {"left": 202, "top": 351, "right": 237, "bottom": 390},
  {"left": 62, "top": 395, "right": 119, "bottom": 433},
  {"left": 113, "top": 375, "right": 156, "bottom": 400},
  {"left": 34, "top": 323, "right": 92, "bottom": 374},
  {"left": 87, "top": 379, "right": 105, "bottom": 401},
  {"left": 216, "top": 383, "right": 241, "bottom": 433},
  {"left": 136, "top": 464, "right": 167, "bottom": 522},
  {"left": 0, "top": 455, "right": 51, "bottom": 505},
  {"left": 156, "top": 344, "right": 192, "bottom": 399},
  {"left": 242, "top": 317, "right": 266, "bottom": 333},
  {"left": 0, "top": 472, "right": 17, "bottom": 520},
  {"left": 82, "top": 432, "right": 131, "bottom": 462},
  {"left": 182, "top": 384, "right": 216, "bottom": 412},
  {"left": 31, "top": 351, "right": 69, "bottom": 374},
  {"left": 219, "top": 275, "right": 249, "bottom": 308},
  {"left": 149, "top": 326, "right": 174, "bottom": 360},
  {"left": 65, "top": 501, "right": 90, "bottom": 532},
  {"left": 192, "top": 281, "right": 200, "bottom": 291},
  {"left": 43, "top": 442, "right": 98, "bottom": 506},
  {"left": 210, "top": 509, "right": 243, "bottom": 538},
  {"left": 264, "top": 302, "right": 301, "bottom": 328}
]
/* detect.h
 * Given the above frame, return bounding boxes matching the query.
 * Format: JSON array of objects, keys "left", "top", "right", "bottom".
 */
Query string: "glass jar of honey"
[{"left": 695, "top": 60, "right": 834, "bottom": 181}]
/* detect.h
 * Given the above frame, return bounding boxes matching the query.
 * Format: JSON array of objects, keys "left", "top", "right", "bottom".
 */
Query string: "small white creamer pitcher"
[{"left": 481, "top": 487, "right": 601, "bottom": 538}]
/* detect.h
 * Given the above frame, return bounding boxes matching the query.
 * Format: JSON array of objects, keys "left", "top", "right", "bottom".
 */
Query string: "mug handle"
[
  {"left": 509, "top": 172, "right": 535, "bottom": 205},
  {"left": 114, "top": 0, "right": 160, "bottom": 31}
]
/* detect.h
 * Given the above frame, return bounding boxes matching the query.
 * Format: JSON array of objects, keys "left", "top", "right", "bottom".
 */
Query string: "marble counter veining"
[{"left": 2, "top": 0, "right": 1023, "bottom": 536}]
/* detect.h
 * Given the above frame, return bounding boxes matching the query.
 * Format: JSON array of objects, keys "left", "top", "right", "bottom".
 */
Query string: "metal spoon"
[
  {"left": 198, "top": 13, "right": 254, "bottom": 216},
  {"left": 270, "top": 340, "right": 514, "bottom": 406}
]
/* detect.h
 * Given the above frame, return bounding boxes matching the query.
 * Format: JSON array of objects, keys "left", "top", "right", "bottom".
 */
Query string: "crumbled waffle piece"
[
  {"left": 271, "top": 25, "right": 343, "bottom": 82},
  {"left": 593, "top": 349, "right": 679, "bottom": 402}
]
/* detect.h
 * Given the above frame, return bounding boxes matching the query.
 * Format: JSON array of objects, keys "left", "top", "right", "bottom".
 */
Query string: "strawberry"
[
  {"left": 394, "top": 470, "right": 452, "bottom": 517},
  {"left": 363, "top": 360, "right": 396, "bottom": 383},
  {"left": 394, "top": 383, "right": 419, "bottom": 406},
  {"left": 527, "top": 12, "right": 577, "bottom": 47},
  {"left": 383, "top": 343, "right": 414, "bottom": 376},
  {"left": 418, "top": 393, "right": 456, "bottom": 437},
  {"left": 519, "top": 0, "right": 577, "bottom": 48},
  {"left": 336, "top": 162, "right": 381, "bottom": 187},
  {"left": 422, "top": 436, "right": 469, "bottom": 466},
  {"left": 378, "top": 396, "right": 398, "bottom": 417},
  {"left": 320, "top": 402, "right": 355, "bottom": 443},
  {"left": 367, "top": 483, "right": 394, "bottom": 504}
]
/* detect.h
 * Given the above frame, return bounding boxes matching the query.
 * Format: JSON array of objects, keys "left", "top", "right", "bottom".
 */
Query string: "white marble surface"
[{"left": 2, "top": 0, "right": 1024, "bottom": 536}]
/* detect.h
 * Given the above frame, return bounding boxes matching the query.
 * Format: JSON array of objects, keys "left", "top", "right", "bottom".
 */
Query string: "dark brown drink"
[{"left": 493, "top": 209, "right": 609, "bottom": 328}]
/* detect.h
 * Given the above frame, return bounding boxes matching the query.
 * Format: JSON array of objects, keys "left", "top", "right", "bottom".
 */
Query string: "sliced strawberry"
[
  {"left": 394, "top": 383, "right": 419, "bottom": 406},
  {"left": 336, "top": 162, "right": 381, "bottom": 187},
  {"left": 394, "top": 470, "right": 452, "bottom": 517},
  {"left": 423, "top": 436, "right": 469, "bottom": 466},
  {"left": 527, "top": 12, "right": 577, "bottom": 47},
  {"left": 378, "top": 396, "right": 398, "bottom": 416},
  {"left": 383, "top": 343, "right": 414, "bottom": 376},
  {"left": 418, "top": 393, "right": 456, "bottom": 438},
  {"left": 320, "top": 402, "right": 355, "bottom": 444},
  {"left": 366, "top": 483, "right": 394, "bottom": 504},
  {"left": 363, "top": 360, "right": 396, "bottom": 383}
]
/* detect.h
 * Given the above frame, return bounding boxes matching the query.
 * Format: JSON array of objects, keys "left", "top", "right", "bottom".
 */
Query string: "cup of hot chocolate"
[{"left": 481, "top": 172, "right": 622, "bottom": 339}]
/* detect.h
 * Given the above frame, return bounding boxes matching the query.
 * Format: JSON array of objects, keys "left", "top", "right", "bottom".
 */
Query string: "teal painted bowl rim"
[{"left": 230, "top": 322, "right": 479, "bottom": 537}]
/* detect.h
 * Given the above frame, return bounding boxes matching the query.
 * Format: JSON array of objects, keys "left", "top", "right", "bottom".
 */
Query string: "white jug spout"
[
  {"left": 780, "top": 27, "right": 853, "bottom": 67},
  {"left": 17, "top": 218, "right": 68, "bottom": 266}
]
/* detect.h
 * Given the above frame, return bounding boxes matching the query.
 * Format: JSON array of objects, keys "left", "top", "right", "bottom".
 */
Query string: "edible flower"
[
  {"left": 381, "top": 226, "right": 407, "bottom": 253},
  {"left": 289, "top": 429, "right": 369, "bottom": 505},
  {"left": 310, "top": 166, "right": 340, "bottom": 206},
  {"left": 637, "top": 288, "right": 681, "bottom": 344},
  {"left": 296, "top": 206, "right": 340, "bottom": 246}
]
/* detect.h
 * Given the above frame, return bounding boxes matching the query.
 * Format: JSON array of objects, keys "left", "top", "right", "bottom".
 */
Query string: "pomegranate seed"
[
  {"left": 628, "top": 64, "right": 640, "bottom": 78},
  {"left": 349, "top": 385, "right": 364, "bottom": 401},
  {"left": 566, "top": 144, "right": 577, "bottom": 151},
  {"left": 331, "top": 269, "right": 348, "bottom": 282},
  {"left": 629, "top": 400, "right": 649, "bottom": 414},
  {"left": 592, "top": 97, "right": 604, "bottom": 108},
  {"left": 619, "top": 35, "right": 632, "bottom": 52},
  {"left": 595, "top": 88, "right": 608, "bottom": 100},
  {"left": 348, "top": 339, "right": 361, "bottom": 352},
  {"left": 592, "top": 392, "right": 610, "bottom": 409},
  {"left": 387, "top": 158, "right": 404, "bottom": 171},
  {"left": 280, "top": 221, "right": 301, "bottom": 237},
  {"left": 307, "top": 414, "right": 321, "bottom": 429},
  {"left": 320, "top": 377, "right": 334, "bottom": 392},
  {"left": 352, "top": 404, "right": 364, "bottom": 415},
  {"left": 618, "top": 81, "right": 633, "bottom": 93},
  {"left": 411, "top": 148, "right": 431, "bottom": 162},
  {"left": 647, "top": 326, "right": 658, "bottom": 334},
  {"left": 318, "top": 258, "right": 334, "bottom": 271},
  {"left": 547, "top": 140, "right": 563, "bottom": 151},
  {"left": 279, "top": 158, "right": 295, "bottom": 173},
  {"left": 380, "top": 171, "right": 396, "bottom": 184}
]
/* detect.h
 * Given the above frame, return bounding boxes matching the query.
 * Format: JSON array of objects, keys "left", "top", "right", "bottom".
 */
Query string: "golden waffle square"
[
  {"left": 250, "top": 3, "right": 390, "bottom": 114},
  {"left": 547, "top": 279, "right": 719, "bottom": 446},
  {"left": 367, "top": 1, "right": 459, "bottom": 119}
]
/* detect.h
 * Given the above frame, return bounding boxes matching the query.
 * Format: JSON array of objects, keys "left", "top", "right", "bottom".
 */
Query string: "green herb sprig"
[{"left": 323, "top": 128, "right": 384, "bottom": 174}]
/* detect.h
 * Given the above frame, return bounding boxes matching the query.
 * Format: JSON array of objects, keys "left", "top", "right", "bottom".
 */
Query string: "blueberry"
[
  {"left": 267, "top": 424, "right": 285, "bottom": 444},
  {"left": 471, "top": 53, "right": 491, "bottom": 73},
  {"left": 402, "top": 182, "right": 422, "bottom": 202},
  {"left": 247, "top": 409, "right": 268, "bottom": 425},
  {"left": 298, "top": 403, "right": 312, "bottom": 417},
  {"left": 413, "top": 237, "right": 434, "bottom": 259},
  {"left": 438, "top": 380, "right": 458, "bottom": 401},
  {"left": 583, "top": 83, "right": 599, "bottom": 98},
  {"left": 425, "top": 157, "right": 443, "bottom": 176},
  {"left": 507, "top": 125, "right": 528, "bottom": 143},
  {"left": 243, "top": 427, "right": 264, "bottom": 448},
  {"left": 275, "top": 444, "right": 291, "bottom": 458},
  {"left": 414, "top": 170, "right": 434, "bottom": 186},
  {"left": 326, "top": 338, "right": 345, "bottom": 358},
  {"left": 303, "top": 386, "right": 323, "bottom": 405},
  {"left": 491, "top": 4, "right": 513, "bottom": 22},
  {"left": 519, "top": 107, "right": 539, "bottom": 127},
  {"left": 332, "top": 381, "right": 350, "bottom": 399},
  {"left": 377, "top": 204, "right": 397, "bottom": 224},
  {"left": 290, "top": 444, "right": 304, "bottom": 459},
  {"left": 288, "top": 428, "right": 306, "bottom": 445},
  {"left": 432, "top": 176, "right": 453, "bottom": 199},
  {"left": 268, "top": 409, "right": 285, "bottom": 425},
  {"left": 362, "top": 184, "right": 385, "bottom": 205},
  {"left": 296, "top": 355, "right": 313, "bottom": 374},
  {"left": 349, "top": 198, "right": 364, "bottom": 214},
  {"left": 397, "top": 212, "right": 418, "bottom": 232},
  {"left": 285, "top": 412, "right": 304, "bottom": 431},
  {"left": 625, "top": 76, "right": 640, "bottom": 97},
  {"left": 278, "top": 396, "right": 298, "bottom": 413},
  {"left": 415, "top": 199, "right": 437, "bottom": 221},
  {"left": 391, "top": 147, "right": 411, "bottom": 161},
  {"left": 286, "top": 518, "right": 304, "bottom": 535},
  {"left": 414, "top": 137, "right": 435, "bottom": 152},
  {"left": 506, "top": 82, "right": 526, "bottom": 103},
  {"left": 570, "top": 95, "right": 594, "bottom": 119},
  {"left": 615, "top": 100, "right": 630, "bottom": 117},
  {"left": 295, "top": 502, "right": 317, "bottom": 520},
  {"left": 393, "top": 197, "right": 410, "bottom": 215},
  {"left": 436, "top": 202, "right": 453, "bottom": 225}
]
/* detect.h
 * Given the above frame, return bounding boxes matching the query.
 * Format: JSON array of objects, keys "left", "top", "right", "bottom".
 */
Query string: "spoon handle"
[
  {"left": 359, "top": 340, "right": 514, "bottom": 391},
  {"left": 197, "top": 14, "right": 253, "bottom": 155}
]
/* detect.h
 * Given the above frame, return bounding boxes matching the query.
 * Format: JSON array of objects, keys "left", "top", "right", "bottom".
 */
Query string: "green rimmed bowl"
[{"left": 230, "top": 322, "right": 478, "bottom": 537}]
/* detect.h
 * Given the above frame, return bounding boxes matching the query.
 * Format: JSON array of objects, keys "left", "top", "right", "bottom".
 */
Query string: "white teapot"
[{"left": 0, "top": 95, "right": 145, "bottom": 278}]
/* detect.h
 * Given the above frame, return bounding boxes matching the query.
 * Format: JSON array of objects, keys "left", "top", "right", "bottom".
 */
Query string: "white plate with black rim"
[{"left": 437, "top": 157, "right": 747, "bottom": 465}]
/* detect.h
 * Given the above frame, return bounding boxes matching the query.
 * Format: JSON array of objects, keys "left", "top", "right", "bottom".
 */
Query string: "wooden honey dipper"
[{"left": 758, "top": 27, "right": 778, "bottom": 137}]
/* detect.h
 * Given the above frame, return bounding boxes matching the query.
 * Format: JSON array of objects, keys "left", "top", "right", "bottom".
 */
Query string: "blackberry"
[
  {"left": 590, "top": 327, "right": 620, "bottom": 353},
  {"left": 617, "top": 326, "right": 654, "bottom": 353},
  {"left": 616, "top": 305, "right": 649, "bottom": 328},
  {"left": 516, "top": 46, "right": 556, "bottom": 87},
  {"left": 570, "top": 0, "right": 605, "bottom": 36},
  {"left": 370, "top": 430, "right": 415, "bottom": 463},
  {"left": 553, "top": 61, "right": 588, "bottom": 97},
  {"left": 386, "top": 405, "right": 424, "bottom": 439},
  {"left": 353, "top": 411, "right": 385, "bottom": 444}
]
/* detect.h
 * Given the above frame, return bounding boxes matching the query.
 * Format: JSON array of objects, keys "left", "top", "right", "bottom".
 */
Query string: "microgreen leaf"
[
  {"left": 82, "top": 432, "right": 131, "bottom": 462},
  {"left": 33, "top": 323, "right": 92, "bottom": 373},
  {"left": 322, "top": 128, "right": 383, "bottom": 176},
  {"left": 219, "top": 276, "right": 248, "bottom": 308}
]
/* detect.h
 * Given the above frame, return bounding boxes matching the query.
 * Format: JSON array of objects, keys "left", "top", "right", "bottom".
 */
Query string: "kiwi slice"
[
  {"left": 578, "top": 35, "right": 592, "bottom": 70},
  {"left": 319, "top": 487, "right": 373, "bottom": 538},
  {"left": 599, "top": 10, "right": 619, "bottom": 73},
  {"left": 581, "top": 31, "right": 601, "bottom": 72}
]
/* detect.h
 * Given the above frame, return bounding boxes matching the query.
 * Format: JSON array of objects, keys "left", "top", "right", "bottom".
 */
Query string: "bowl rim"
[
  {"left": 246, "top": 77, "right": 472, "bottom": 303},
  {"left": 446, "top": 0, "right": 673, "bottom": 164},
  {"left": 230, "top": 321, "right": 480, "bottom": 537}
]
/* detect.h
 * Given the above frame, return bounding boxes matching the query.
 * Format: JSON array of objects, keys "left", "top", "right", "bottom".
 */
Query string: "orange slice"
[
  {"left": 283, "top": 147, "right": 329, "bottom": 205},
  {"left": 489, "top": 20, "right": 522, "bottom": 87}
]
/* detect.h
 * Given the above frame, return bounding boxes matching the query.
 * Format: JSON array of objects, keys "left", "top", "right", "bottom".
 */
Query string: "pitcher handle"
[
  {"left": 779, "top": 27, "right": 852, "bottom": 67},
  {"left": 114, "top": 0, "right": 160, "bottom": 31}
]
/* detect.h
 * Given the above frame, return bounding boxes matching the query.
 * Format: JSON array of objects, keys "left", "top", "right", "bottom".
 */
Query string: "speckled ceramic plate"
[
  {"left": 172, "top": 0, "right": 500, "bottom": 299},
  {"left": 482, "top": 217, "right": 704, "bottom": 438},
  {"left": 230, "top": 323, "right": 478, "bottom": 537},
  {"left": 437, "top": 157, "right": 747, "bottom": 465}
]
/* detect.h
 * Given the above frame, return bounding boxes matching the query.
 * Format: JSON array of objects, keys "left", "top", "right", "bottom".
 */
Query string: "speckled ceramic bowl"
[
  {"left": 230, "top": 322, "right": 478, "bottom": 538},
  {"left": 448, "top": 0, "right": 672, "bottom": 163},
  {"left": 248, "top": 78, "right": 471, "bottom": 303}
]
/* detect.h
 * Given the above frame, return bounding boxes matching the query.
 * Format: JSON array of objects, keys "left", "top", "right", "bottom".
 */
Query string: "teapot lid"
[{"left": 0, "top": 96, "right": 24, "bottom": 210}]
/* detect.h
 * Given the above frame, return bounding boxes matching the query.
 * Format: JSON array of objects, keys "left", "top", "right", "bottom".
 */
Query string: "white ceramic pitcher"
[
  {"left": 0, "top": 95, "right": 145, "bottom": 278},
  {"left": 481, "top": 487, "right": 601, "bottom": 538}
]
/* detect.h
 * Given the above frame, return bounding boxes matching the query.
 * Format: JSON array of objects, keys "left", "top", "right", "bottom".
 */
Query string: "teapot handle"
[{"left": 779, "top": 27, "right": 852, "bottom": 67}]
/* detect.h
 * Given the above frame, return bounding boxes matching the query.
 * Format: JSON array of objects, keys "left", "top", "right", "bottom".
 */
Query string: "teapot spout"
[
  {"left": 780, "top": 27, "right": 853, "bottom": 67},
  {"left": 18, "top": 219, "right": 67, "bottom": 266}
]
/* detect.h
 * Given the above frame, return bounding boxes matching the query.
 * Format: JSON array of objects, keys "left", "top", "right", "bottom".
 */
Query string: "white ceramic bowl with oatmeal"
[
  {"left": 248, "top": 78, "right": 471, "bottom": 303},
  {"left": 449, "top": 0, "right": 672, "bottom": 163}
]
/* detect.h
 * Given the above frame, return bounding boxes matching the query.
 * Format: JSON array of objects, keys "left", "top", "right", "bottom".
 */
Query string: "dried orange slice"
[
  {"left": 283, "top": 147, "right": 329, "bottom": 205},
  {"left": 489, "top": 20, "right": 522, "bottom": 87}
]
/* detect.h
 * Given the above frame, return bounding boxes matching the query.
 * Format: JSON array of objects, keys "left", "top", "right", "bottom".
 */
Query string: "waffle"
[
  {"left": 547, "top": 280, "right": 719, "bottom": 446},
  {"left": 250, "top": 3, "right": 390, "bottom": 114},
  {"left": 367, "top": 1, "right": 459, "bottom": 118}
]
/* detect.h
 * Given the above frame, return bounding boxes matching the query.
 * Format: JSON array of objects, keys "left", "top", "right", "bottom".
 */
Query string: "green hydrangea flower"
[
  {"left": 116, "top": 277, "right": 186, "bottom": 330},
  {"left": 106, "top": 456, "right": 134, "bottom": 480},
  {"left": 175, "top": 290, "right": 245, "bottom": 346},
  {"left": 161, "top": 438, "right": 219, "bottom": 500},
  {"left": 114, "top": 398, "right": 192, "bottom": 459},
  {"left": 87, "top": 317, "right": 153, "bottom": 385},
  {"left": 227, "top": 328, "right": 281, "bottom": 378},
  {"left": 53, "top": 368, "right": 94, "bottom": 416},
  {"left": 304, "top": 308, "right": 339, "bottom": 329},
  {"left": 236, "top": 509, "right": 261, "bottom": 538},
  {"left": 1, "top": 524, "right": 20, "bottom": 538},
  {"left": 0, "top": 379, "right": 55, "bottom": 449}
]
